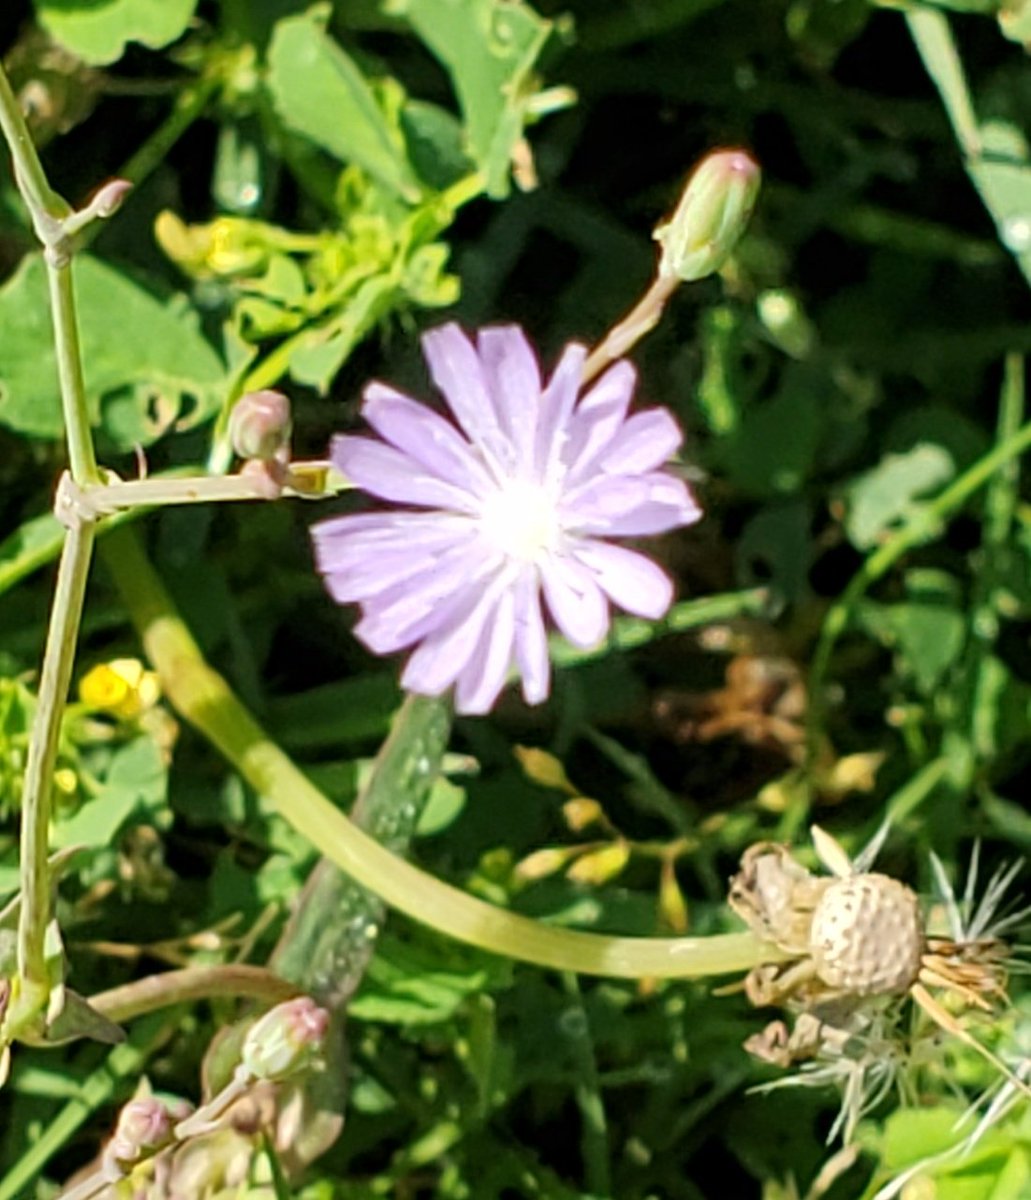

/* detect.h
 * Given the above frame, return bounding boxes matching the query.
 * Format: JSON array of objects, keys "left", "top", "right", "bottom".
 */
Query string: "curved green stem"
[
  {"left": 105, "top": 526, "right": 777, "bottom": 981},
  {"left": 89, "top": 965, "right": 298, "bottom": 1024}
]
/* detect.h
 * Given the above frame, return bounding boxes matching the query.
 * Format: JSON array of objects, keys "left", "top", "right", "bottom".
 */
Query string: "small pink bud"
[
  {"left": 92, "top": 178, "right": 133, "bottom": 219},
  {"left": 241, "top": 996, "right": 330, "bottom": 1082},
  {"left": 104, "top": 1097, "right": 174, "bottom": 1170},
  {"left": 655, "top": 148, "right": 761, "bottom": 282},
  {"left": 229, "top": 389, "right": 292, "bottom": 462}
]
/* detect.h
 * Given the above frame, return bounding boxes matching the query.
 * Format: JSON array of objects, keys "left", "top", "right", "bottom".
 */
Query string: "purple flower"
[{"left": 312, "top": 323, "right": 701, "bottom": 715}]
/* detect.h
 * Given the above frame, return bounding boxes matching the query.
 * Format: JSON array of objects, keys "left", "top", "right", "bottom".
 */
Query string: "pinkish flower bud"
[
  {"left": 655, "top": 148, "right": 761, "bottom": 282},
  {"left": 240, "top": 996, "right": 330, "bottom": 1082},
  {"left": 104, "top": 1097, "right": 174, "bottom": 1170},
  {"left": 229, "top": 389, "right": 292, "bottom": 463},
  {"left": 92, "top": 178, "right": 133, "bottom": 219}
]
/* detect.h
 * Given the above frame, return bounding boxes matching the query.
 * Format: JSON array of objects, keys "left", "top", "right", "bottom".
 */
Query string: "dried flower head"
[
  {"left": 313, "top": 323, "right": 701, "bottom": 714},
  {"left": 729, "top": 828, "right": 1029, "bottom": 1143}
]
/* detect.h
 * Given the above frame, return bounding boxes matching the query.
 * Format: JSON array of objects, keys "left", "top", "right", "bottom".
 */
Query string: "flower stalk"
[{"left": 11, "top": 519, "right": 95, "bottom": 1005}]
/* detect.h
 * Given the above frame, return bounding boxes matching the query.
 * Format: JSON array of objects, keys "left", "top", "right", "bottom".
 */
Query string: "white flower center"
[{"left": 478, "top": 478, "right": 560, "bottom": 562}]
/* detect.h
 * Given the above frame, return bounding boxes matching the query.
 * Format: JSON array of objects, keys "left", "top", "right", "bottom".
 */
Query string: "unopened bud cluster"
[{"left": 103, "top": 1097, "right": 174, "bottom": 1174}]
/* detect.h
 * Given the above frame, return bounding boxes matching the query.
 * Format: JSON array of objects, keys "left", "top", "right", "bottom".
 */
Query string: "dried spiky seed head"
[{"left": 810, "top": 873, "right": 923, "bottom": 995}]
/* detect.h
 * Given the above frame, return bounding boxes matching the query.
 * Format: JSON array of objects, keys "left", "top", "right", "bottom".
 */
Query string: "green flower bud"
[
  {"left": 654, "top": 148, "right": 761, "bottom": 282},
  {"left": 240, "top": 996, "right": 329, "bottom": 1082},
  {"left": 228, "top": 389, "right": 292, "bottom": 462}
]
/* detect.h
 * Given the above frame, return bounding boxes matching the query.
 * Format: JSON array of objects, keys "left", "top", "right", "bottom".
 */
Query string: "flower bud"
[
  {"left": 654, "top": 149, "right": 761, "bottom": 282},
  {"left": 105, "top": 1097, "right": 174, "bottom": 1171},
  {"left": 240, "top": 996, "right": 329, "bottom": 1082},
  {"left": 514, "top": 745, "right": 573, "bottom": 793},
  {"left": 91, "top": 178, "right": 132, "bottom": 220},
  {"left": 566, "top": 840, "right": 631, "bottom": 886},
  {"left": 229, "top": 390, "right": 292, "bottom": 463},
  {"left": 561, "top": 797, "right": 605, "bottom": 833},
  {"left": 514, "top": 846, "right": 580, "bottom": 882}
]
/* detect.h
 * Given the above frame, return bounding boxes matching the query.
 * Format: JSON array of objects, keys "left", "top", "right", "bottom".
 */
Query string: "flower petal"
[
  {"left": 353, "top": 543, "right": 501, "bottom": 654},
  {"left": 362, "top": 383, "right": 493, "bottom": 496},
  {"left": 563, "top": 361, "right": 635, "bottom": 480},
  {"left": 399, "top": 572, "right": 510, "bottom": 696},
  {"left": 573, "top": 541, "right": 674, "bottom": 618},
  {"left": 535, "top": 342, "right": 587, "bottom": 483},
  {"left": 454, "top": 585, "right": 517, "bottom": 714},
  {"left": 331, "top": 435, "right": 481, "bottom": 511},
  {"left": 596, "top": 408, "right": 684, "bottom": 475},
  {"left": 513, "top": 570, "right": 549, "bottom": 705},
  {"left": 540, "top": 553, "right": 609, "bottom": 648},
  {"left": 476, "top": 326, "right": 542, "bottom": 468},
  {"left": 312, "top": 511, "right": 472, "bottom": 572},
  {"left": 564, "top": 472, "right": 702, "bottom": 536},
  {"left": 421, "top": 323, "right": 507, "bottom": 454}
]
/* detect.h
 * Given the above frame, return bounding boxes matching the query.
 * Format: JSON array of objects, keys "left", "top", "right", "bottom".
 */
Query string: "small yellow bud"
[
  {"left": 514, "top": 746, "right": 574, "bottom": 793},
  {"left": 53, "top": 768, "right": 78, "bottom": 798},
  {"left": 658, "top": 861, "right": 689, "bottom": 933},
  {"left": 566, "top": 841, "right": 631, "bottom": 887},
  {"left": 561, "top": 797, "right": 605, "bottom": 833},
  {"left": 514, "top": 846, "right": 579, "bottom": 882}
]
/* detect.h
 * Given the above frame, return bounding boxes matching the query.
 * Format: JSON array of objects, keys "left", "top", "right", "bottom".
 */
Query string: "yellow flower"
[{"left": 79, "top": 659, "right": 160, "bottom": 721}]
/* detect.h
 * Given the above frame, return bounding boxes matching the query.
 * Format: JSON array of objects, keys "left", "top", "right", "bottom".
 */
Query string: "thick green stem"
[
  {"left": 105, "top": 527, "right": 777, "bottom": 981},
  {"left": 16, "top": 520, "right": 96, "bottom": 993}
]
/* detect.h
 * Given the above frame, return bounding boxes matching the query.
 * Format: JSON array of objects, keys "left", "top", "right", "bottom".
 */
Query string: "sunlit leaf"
[
  {"left": 0, "top": 253, "right": 225, "bottom": 447},
  {"left": 36, "top": 0, "right": 198, "bottom": 65}
]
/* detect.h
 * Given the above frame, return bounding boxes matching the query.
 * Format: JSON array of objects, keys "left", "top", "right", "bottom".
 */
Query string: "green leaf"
[
  {"left": 859, "top": 572, "right": 966, "bottom": 695},
  {"left": 349, "top": 933, "right": 500, "bottom": 1025},
  {"left": 969, "top": 121, "right": 1031, "bottom": 289},
  {"left": 266, "top": 5, "right": 421, "bottom": 200},
  {"left": 52, "top": 736, "right": 167, "bottom": 849},
  {"left": 37, "top": 0, "right": 198, "bottom": 66},
  {"left": 0, "top": 511, "right": 64, "bottom": 600},
  {"left": 385, "top": 0, "right": 555, "bottom": 196},
  {"left": 720, "top": 373, "right": 824, "bottom": 497},
  {"left": 0, "top": 253, "right": 225, "bottom": 447},
  {"left": 845, "top": 443, "right": 955, "bottom": 549}
]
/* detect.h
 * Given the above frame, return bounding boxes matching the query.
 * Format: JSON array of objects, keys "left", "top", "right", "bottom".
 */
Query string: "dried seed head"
[
  {"left": 728, "top": 842, "right": 826, "bottom": 954},
  {"left": 810, "top": 873, "right": 923, "bottom": 995}
]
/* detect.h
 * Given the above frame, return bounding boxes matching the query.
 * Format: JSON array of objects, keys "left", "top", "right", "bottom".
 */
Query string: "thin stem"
[
  {"left": 0, "top": 60, "right": 98, "bottom": 485},
  {"left": 0, "top": 62, "right": 66, "bottom": 221},
  {"left": 67, "top": 463, "right": 342, "bottom": 515},
  {"left": 582, "top": 274, "right": 679, "bottom": 384},
  {"left": 46, "top": 260, "right": 100, "bottom": 485},
  {"left": 90, "top": 965, "right": 298, "bottom": 1025},
  {"left": 99, "top": 76, "right": 218, "bottom": 216},
  {"left": 561, "top": 973, "right": 611, "bottom": 1197},
  {"left": 15, "top": 521, "right": 96, "bottom": 997},
  {"left": 105, "top": 527, "right": 779, "bottom": 981}
]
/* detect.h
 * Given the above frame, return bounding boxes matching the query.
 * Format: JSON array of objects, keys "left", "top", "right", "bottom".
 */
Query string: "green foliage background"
[{"left": 3, "top": 0, "right": 1031, "bottom": 1197}]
